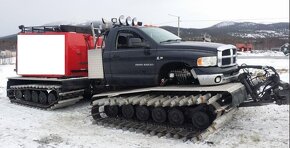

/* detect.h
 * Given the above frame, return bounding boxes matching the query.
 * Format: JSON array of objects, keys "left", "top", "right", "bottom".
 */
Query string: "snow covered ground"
[
  {"left": 0, "top": 55, "right": 289, "bottom": 148},
  {"left": 237, "top": 50, "right": 287, "bottom": 57}
]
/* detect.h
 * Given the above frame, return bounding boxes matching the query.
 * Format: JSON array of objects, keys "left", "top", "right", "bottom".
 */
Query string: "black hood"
[{"left": 158, "top": 41, "right": 226, "bottom": 52}]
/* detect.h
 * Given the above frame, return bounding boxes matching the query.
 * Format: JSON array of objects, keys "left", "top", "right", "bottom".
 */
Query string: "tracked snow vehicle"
[
  {"left": 88, "top": 16, "right": 289, "bottom": 141},
  {"left": 6, "top": 16, "right": 289, "bottom": 141}
]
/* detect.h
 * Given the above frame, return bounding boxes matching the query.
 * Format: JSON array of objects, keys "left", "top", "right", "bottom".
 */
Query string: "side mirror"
[{"left": 128, "top": 38, "right": 150, "bottom": 48}]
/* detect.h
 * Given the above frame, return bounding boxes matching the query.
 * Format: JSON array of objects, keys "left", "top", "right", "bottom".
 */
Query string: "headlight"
[{"left": 197, "top": 56, "right": 217, "bottom": 66}]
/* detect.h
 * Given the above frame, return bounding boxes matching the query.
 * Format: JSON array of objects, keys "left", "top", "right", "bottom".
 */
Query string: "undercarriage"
[
  {"left": 91, "top": 83, "right": 247, "bottom": 140},
  {"left": 91, "top": 65, "right": 289, "bottom": 141}
]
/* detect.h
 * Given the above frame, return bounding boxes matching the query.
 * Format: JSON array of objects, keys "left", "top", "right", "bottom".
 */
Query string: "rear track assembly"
[{"left": 8, "top": 84, "right": 85, "bottom": 109}]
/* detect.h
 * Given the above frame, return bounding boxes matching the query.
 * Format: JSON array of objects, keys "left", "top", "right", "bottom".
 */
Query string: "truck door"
[{"left": 110, "top": 29, "right": 157, "bottom": 86}]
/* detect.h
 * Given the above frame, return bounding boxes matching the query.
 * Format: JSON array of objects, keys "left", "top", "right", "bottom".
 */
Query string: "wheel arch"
[{"left": 157, "top": 61, "right": 193, "bottom": 83}]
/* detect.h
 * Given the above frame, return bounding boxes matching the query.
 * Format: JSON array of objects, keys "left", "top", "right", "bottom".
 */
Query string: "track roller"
[
  {"left": 39, "top": 91, "right": 48, "bottom": 104},
  {"left": 136, "top": 106, "right": 150, "bottom": 121},
  {"left": 168, "top": 108, "right": 184, "bottom": 125},
  {"left": 14, "top": 90, "right": 23, "bottom": 100},
  {"left": 121, "top": 105, "right": 135, "bottom": 119},
  {"left": 23, "top": 90, "right": 31, "bottom": 101},
  {"left": 48, "top": 91, "right": 57, "bottom": 104},
  {"left": 31, "top": 91, "right": 39, "bottom": 103},
  {"left": 104, "top": 105, "right": 119, "bottom": 117},
  {"left": 151, "top": 107, "right": 167, "bottom": 123},
  {"left": 191, "top": 111, "right": 210, "bottom": 130}
]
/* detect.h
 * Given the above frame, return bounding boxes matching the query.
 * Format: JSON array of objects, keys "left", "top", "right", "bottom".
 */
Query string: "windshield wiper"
[{"left": 160, "top": 39, "right": 181, "bottom": 43}]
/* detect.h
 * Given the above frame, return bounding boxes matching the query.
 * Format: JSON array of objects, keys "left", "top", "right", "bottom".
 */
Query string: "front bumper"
[{"left": 191, "top": 65, "right": 239, "bottom": 85}]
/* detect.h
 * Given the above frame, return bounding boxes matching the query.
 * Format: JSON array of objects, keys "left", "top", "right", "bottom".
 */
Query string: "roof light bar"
[
  {"left": 126, "top": 17, "right": 132, "bottom": 26},
  {"left": 132, "top": 17, "right": 138, "bottom": 26},
  {"left": 119, "top": 15, "right": 126, "bottom": 25}
]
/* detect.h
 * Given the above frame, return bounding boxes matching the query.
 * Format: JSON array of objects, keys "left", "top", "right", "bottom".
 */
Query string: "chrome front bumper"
[{"left": 191, "top": 68, "right": 239, "bottom": 85}]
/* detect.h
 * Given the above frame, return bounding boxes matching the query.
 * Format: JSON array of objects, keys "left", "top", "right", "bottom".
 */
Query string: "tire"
[
  {"left": 31, "top": 91, "right": 39, "bottom": 103},
  {"left": 23, "top": 90, "right": 31, "bottom": 101},
  {"left": 191, "top": 111, "right": 210, "bottom": 130},
  {"left": 104, "top": 105, "right": 119, "bottom": 117},
  {"left": 14, "top": 90, "right": 23, "bottom": 100},
  {"left": 48, "top": 92, "right": 57, "bottom": 104},
  {"left": 136, "top": 106, "right": 150, "bottom": 121},
  {"left": 121, "top": 105, "right": 135, "bottom": 119},
  {"left": 152, "top": 107, "right": 167, "bottom": 123},
  {"left": 39, "top": 91, "right": 48, "bottom": 104},
  {"left": 168, "top": 108, "right": 184, "bottom": 125}
]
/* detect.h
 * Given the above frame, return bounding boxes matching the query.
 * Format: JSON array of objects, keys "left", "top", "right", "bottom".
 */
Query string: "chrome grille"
[{"left": 217, "top": 45, "right": 237, "bottom": 67}]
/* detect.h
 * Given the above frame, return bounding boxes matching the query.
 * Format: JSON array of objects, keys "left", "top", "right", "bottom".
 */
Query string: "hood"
[{"left": 158, "top": 41, "right": 227, "bottom": 52}]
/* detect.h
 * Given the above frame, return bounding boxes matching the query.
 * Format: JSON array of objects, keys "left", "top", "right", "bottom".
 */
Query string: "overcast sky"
[{"left": 0, "top": 0, "right": 289, "bottom": 36}]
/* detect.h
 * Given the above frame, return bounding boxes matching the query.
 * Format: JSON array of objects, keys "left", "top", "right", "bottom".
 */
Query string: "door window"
[{"left": 116, "top": 30, "right": 146, "bottom": 49}]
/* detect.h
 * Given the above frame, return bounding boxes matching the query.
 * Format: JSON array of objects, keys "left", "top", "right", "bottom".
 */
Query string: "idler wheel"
[
  {"left": 14, "top": 90, "right": 23, "bottom": 100},
  {"left": 91, "top": 106, "right": 101, "bottom": 120},
  {"left": 121, "top": 105, "right": 135, "bottom": 119},
  {"left": 168, "top": 108, "right": 184, "bottom": 125},
  {"left": 104, "top": 105, "right": 119, "bottom": 117},
  {"left": 191, "top": 111, "right": 210, "bottom": 130},
  {"left": 31, "top": 91, "right": 39, "bottom": 103},
  {"left": 23, "top": 90, "right": 31, "bottom": 101},
  {"left": 48, "top": 92, "right": 57, "bottom": 104},
  {"left": 152, "top": 107, "right": 167, "bottom": 123},
  {"left": 136, "top": 106, "right": 150, "bottom": 121},
  {"left": 39, "top": 91, "right": 48, "bottom": 104}
]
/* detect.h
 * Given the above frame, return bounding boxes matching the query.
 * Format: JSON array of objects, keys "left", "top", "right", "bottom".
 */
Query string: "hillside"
[
  {"left": 0, "top": 34, "right": 17, "bottom": 51},
  {"left": 161, "top": 22, "right": 289, "bottom": 50},
  {"left": 0, "top": 21, "right": 289, "bottom": 51}
]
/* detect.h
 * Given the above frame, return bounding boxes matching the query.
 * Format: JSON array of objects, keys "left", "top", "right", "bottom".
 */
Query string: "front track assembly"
[{"left": 91, "top": 84, "right": 246, "bottom": 141}]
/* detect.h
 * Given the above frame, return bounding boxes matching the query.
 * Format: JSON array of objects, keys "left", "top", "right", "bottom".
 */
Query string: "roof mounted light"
[
  {"left": 137, "top": 22, "right": 143, "bottom": 26},
  {"left": 119, "top": 15, "right": 126, "bottom": 25},
  {"left": 19, "top": 25, "right": 24, "bottom": 30},
  {"left": 132, "top": 17, "right": 138, "bottom": 26},
  {"left": 102, "top": 18, "right": 109, "bottom": 25},
  {"left": 126, "top": 16, "right": 132, "bottom": 26},
  {"left": 111, "top": 18, "right": 118, "bottom": 24}
]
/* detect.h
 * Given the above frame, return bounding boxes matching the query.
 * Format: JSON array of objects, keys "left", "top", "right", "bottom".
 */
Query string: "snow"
[
  {"left": 237, "top": 50, "right": 287, "bottom": 57},
  {"left": 229, "top": 30, "right": 288, "bottom": 39},
  {"left": 214, "top": 21, "right": 236, "bottom": 28},
  {"left": 0, "top": 53, "right": 289, "bottom": 148}
]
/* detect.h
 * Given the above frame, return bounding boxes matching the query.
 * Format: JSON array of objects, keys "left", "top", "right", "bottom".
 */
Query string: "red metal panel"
[{"left": 18, "top": 32, "right": 96, "bottom": 78}]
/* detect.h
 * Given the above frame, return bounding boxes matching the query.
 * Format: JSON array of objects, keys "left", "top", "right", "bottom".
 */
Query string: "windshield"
[{"left": 139, "top": 27, "right": 181, "bottom": 43}]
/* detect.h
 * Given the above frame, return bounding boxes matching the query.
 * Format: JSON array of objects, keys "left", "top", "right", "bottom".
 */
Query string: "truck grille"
[{"left": 217, "top": 45, "right": 237, "bottom": 67}]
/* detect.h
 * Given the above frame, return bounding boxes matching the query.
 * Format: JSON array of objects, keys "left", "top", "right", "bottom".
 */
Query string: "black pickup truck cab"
[{"left": 100, "top": 26, "right": 239, "bottom": 86}]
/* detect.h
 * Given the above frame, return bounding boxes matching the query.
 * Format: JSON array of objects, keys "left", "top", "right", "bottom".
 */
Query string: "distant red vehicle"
[{"left": 236, "top": 43, "right": 253, "bottom": 52}]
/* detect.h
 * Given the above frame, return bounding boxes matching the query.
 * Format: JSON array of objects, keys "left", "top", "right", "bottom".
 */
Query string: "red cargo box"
[{"left": 17, "top": 32, "right": 96, "bottom": 78}]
